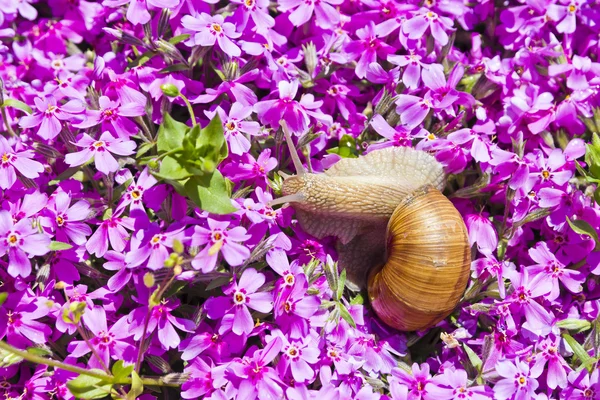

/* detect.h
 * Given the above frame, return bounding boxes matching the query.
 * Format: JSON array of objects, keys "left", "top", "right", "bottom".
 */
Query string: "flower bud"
[
  {"left": 172, "top": 239, "right": 184, "bottom": 255},
  {"left": 144, "top": 272, "right": 155, "bottom": 288},
  {"left": 160, "top": 83, "right": 180, "bottom": 98}
]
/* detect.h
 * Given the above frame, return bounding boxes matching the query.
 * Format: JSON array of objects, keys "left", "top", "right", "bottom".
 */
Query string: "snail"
[{"left": 270, "top": 121, "right": 471, "bottom": 332}]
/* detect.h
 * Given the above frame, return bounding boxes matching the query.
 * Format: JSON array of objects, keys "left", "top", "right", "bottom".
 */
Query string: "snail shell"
[
  {"left": 368, "top": 186, "right": 471, "bottom": 331},
  {"left": 272, "top": 121, "right": 471, "bottom": 331}
]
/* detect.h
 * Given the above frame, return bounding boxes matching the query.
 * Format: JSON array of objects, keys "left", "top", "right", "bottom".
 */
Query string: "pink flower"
[
  {"left": 73, "top": 95, "right": 146, "bottom": 138},
  {"left": 402, "top": 9, "right": 455, "bottom": 46},
  {"left": 464, "top": 213, "right": 498, "bottom": 256},
  {"left": 204, "top": 268, "right": 273, "bottom": 335},
  {"left": 116, "top": 168, "right": 157, "bottom": 213},
  {"left": 0, "top": 136, "right": 44, "bottom": 189},
  {"left": 65, "top": 131, "right": 136, "bottom": 175},
  {"left": 191, "top": 218, "right": 250, "bottom": 273},
  {"left": 206, "top": 102, "right": 261, "bottom": 155},
  {"left": 86, "top": 208, "right": 134, "bottom": 257},
  {"left": 278, "top": 0, "right": 343, "bottom": 29},
  {"left": 103, "top": 0, "right": 179, "bottom": 26},
  {"left": 19, "top": 95, "right": 84, "bottom": 140},
  {"left": 527, "top": 242, "right": 584, "bottom": 300},
  {"left": 182, "top": 13, "right": 242, "bottom": 57},
  {"left": 45, "top": 191, "right": 92, "bottom": 246},
  {"left": 494, "top": 359, "right": 542, "bottom": 400},
  {"left": 0, "top": 211, "right": 50, "bottom": 278}
]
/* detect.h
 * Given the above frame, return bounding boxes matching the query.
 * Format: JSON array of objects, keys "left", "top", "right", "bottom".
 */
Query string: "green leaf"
[
  {"left": 338, "top": 303, "right": 356, "bottom": 328},
  {"left": 326, "top": 135, "right": 358, "bottom": 158},
  {"left": 26, "top": 346, "right": 52, "bottom": 357},
  {"left": 557, "top": 319, "right": 593, "bottom": 333},
  {"left": 67, "top": 373, "right": 113, "bottom": 399},
  {"left": 136, "top": 142, "right": 156, "bottom": 159},
  {"left": 3, "top": 98, "right": 32, "bottom": 114},
  {"left": 157, "top": 113, "right": 187, "bottom": 153},
  {"left": 184, "top": 171, "right": 237, "bottom": 214},
  {"left": 462, "top": 343, "right": 483, "bottom": 372},
  {"left": 0, "top": 292, "right": 6, "bottom": 306},
  {"left": 169, "top": 34, "right": 190, "bottom": 45},
  {"left": 111, "top": 360, "right": 134, "bottom": 383},
  {"left": 350, "top": 292, "right": 364, "bottom": 305},
  {"left": 196, "top": 114, "right": 228, "bottom": 165},
  {"left": 563, "top": 332, "right": 593, "bottom": 372},
  {"left": 126, "top": 371, "right": 143, "bottom": 400},
  {"left": 337, "top": 268, "right": 346, "bottom": 301},
  {"left": 49, "top": 241, "right": 73, "bottom": 251},
  {"left": 157, "top": 156, "right": 193, "bottom": 180},
  {"left": 567, "top": 217, "right": 600, "bottom": 251}
]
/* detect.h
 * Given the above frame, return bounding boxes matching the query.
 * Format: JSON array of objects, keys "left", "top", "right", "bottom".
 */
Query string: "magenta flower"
[
  {"left": 68, "top": 309, "right": 136, "bottom": 370},
  {"left": 526, "top": 242, "right": 584, "bottom": 300},
  {"left": 65, "top": 131, "right": 136, "bottom": 175},
  {"left": 272, "top": 330, "right": 320, "bottom": 383},
  {"left": 391, "top": 363, "right": 435, "bottom": 400},
  {"left": 204, "top": 268, "right": 273, "bottom": 335},
  {"left": 0, "top": 211, "right": 50, "bottom": 278},
  {"left": 125, "top": 224, "right": 185, "bottom": 270},
  {"left": 231, "top": 0, "right": 274, "bottom": 33},
  {"left": 181, "top": 356, "right": 228, "bottom": 399},
  {"left": 44, "top": 191, "right": 91, "bottom": 246},
  {"left": 227, "top": 337, "right": 284, "bottom": 399},
  {"left": 274, "top": 272, "right": 320, "bottom": 340},
  {"left": 0, "top": 136, "right": 44, "bottom": 189},
  {"left": 402, "top": 9, "right": 454, "bottom": 46},
  {"left": 531, "top": 334, "right": 570, "bottom": 389},
  {"left": 103, "top": 0, "right": 179, "bottom": 26},
  {"left": 182, "top": 13, "right": 242, "bottom": 57},
  {"left": 369, "top": 114, "right": 412, "bottom": 150},
  {"left": 206, "top": 102, "right": 261, "bottom": 155},
  {"left": 19, "top": 96, "right": 84, "bottom": 140},
  {"left": 86, "top": 208, "right": 134, "bottom": 257},
  {"left": 74, "top": 95, "right": 146, "bottom": 138},
  {"left": 0, "top": 296, "right": 52, "bottom": 345},
  {"left": 345, "top": 22, "right": 395, "bottom": 79},
  {"left": 191, "top": 218, "right": 250, "bottom": 273},
  {"left": 464, "top": 212, "right": 498, "bottom": 256},
  {"left": 128, "top": 299, "right": 195, "bottom": 350},
  {"left": 227, "top": 148, "right": 278, "bottom": 187},
  {"left": 278, "top": 0, "right": 343, "bottom": 29},
  {"left": 192, "top": 70, "right": 259, "bottom": 106},
  {"left": 388, "top": 53, "right": 426, "bottom": 90},
  {"left": 395, "top": 95, "right": 432, "bottom": 129},
  {"left": 116, "top": 167, "right": 157, "bottom": 212},
  {"left": 254, "top": 80, "right": 331, "bottom": 135},
  {"left": 563, "top": 368, "right": 600, "bottom": 399},
  {"left": 429, "top": 369, "right": 492, "bottom": 399},
  {"left": 494, "top": 359, "right": 542, "bottom": 400},
  {"left": 422, "top": 63, "right": 474, "bottom": 110}
]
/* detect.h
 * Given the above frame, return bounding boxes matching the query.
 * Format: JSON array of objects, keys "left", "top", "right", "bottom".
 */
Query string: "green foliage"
[
  {"left": 111, "top": 361, "right": 134, "bottom": 383},
  {"left": 67, "top": 372, "right": 113, "bottom": 399},
  {"left": 326, "top": 134, "right": 358, "bottom": 158},
  {"left": 2, "top": 98, "right": 32, "bottom": 114},
  {"left": 126, "top": 372, "right": 143, "bottom": 400},
  {"left": 567, "top": 217, "right": 600, "bottom": 251},
  {"left": 150, "top": 113, "right": 236, "bottom": 214},
  {"left": 49, "top": 241, "right": 74, "bottom": 251}
]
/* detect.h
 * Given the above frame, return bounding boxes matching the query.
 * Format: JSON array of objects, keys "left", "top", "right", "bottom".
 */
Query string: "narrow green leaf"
[
  {"left": 126, "top": 371, "right": 143, "bottom": 400},
  {"left": 169, "top": 34, "right": 190, "bottom": 45},
  {"left": 157, "top": 113, "right": 187, "bottom": 153},
  {"left": 205, "top": 276, "right": 231, "bottom": 291},
  {"left": 350, "top": 292, "right": 364, "bottom": 305},
  {"left": 337, "top": 268, "right": 346, "bottom": 301},
  {"left": 462, "top": 343, "right": 483, "bottom": 372},
  {"left": 111, "top": 360, "right": 134, "bottom": 383},
  {"left": 567, "top": 217, "right": 600, "bottom": 251},
  {"left": 26, "top": 346, "right": 52, "bottom": 357},
  {"left": 0, "top": 292, "right": 7, "bottom": 306},
  {"left": 557, "top": 319, "right": 593, "bottom": 333},
  {"left": 184, "top": 171, "right": 237, "bottom": 214},
  {"left": 3, "top": 98, "right": 32, "bottom": 114},
  {"left": 159, "top": 63, "right": 189, "bottom": 74},
  {"left": 338, "top": 303, "right": 356, "bottom": 328},
  {"left": 49, "top": 241, "right": 73, "bottom": 251},
  {"left": 66, "top": 373, "right": 113, "bottom": 399},
  {"left": 563, "top": 332, "right": 593, "bottom": 372},
  {"left": 136, "top": 141, "right": 156, "bottom": 159}
]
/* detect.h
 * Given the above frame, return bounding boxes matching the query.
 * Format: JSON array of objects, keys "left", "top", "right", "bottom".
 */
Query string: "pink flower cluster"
[{"left": 0, "top": 0, "right": 599, "bottom": 399}]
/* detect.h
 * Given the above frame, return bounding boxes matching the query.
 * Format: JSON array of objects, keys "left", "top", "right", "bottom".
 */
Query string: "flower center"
[
  {"left": 226, "top": 121, "right": 236, "bottom": 131},
  {"left": 568, "top": 3, "right": 577, "bottom": 13},
  {"left": 1, "top": 153, "right": 11, "bottom": 164},
  {"left": 541, "top": 170, "right": 550, "bottom": 179},
  {"left": 93, "top": 141, "right": 105, "bottom": 150},
  {"left": 284, "top": 273, "right": 295, "bottom": 286},
  {"left": 233, "top": 290, "right": 247, "bottom": 305},
  {"left": 7, "top": 233, "right": 19, "bottom": 246},
  {"left": 286, "top": 346, "right": 299, "bottom": 359},
  {"left": 131, "top": 189, "right": 142, "bottom": 199},
  {"left": 212, "top": 23, "right": 222, "bottom": 33},
  {"left": 518, "top": 375, "right": 526, "bottom": 386},
  {"left": 151, "top": 235, "right": 161, "bottom": 244},
  {"left": 56, "top": 215, "right": 65, "bottom": 226}
]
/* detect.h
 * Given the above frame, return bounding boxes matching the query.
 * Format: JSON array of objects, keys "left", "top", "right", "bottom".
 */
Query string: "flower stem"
[
  {"left": 0, "top": 106, "right": 16, "bottom": 137},
  {"left": 0, "top": 340, "right": 182, "bottom": 387},
  {"left": 179, "top": 93, "right": 196, "bottom": 127}
]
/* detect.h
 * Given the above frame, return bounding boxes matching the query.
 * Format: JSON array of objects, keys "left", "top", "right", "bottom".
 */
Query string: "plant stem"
[
  {"left": 179, "top": 93, "right": 196, "bottom": 126},
  {"left": 0, "top": 106, "right": 16, "bottom": 137},
  {"left": 0, "top": 341, "right": 181, "bottom": 387}
]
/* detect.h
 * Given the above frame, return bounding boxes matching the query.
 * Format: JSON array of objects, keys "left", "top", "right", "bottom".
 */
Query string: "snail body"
[{"left": 272, "top": 122, "right": 471, "bottom": 331}]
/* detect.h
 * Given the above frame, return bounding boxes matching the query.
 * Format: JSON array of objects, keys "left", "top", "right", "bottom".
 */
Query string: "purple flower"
[
  {"left": 493, "top": 359, "right": 541, "bottom": 400},
  {"left": 0, "top": 211, "right": 50, "bottom": 278},
  {"left": 345, "top": 22, "right": 395, "bottom": 79},
  {"left": 103, "top": 0, "right": 179, "bottom": 26},
  {"left": 422, "top": 63, "right": 474, "bottom": 110},
  {"left": 273, "top": 271, "right": 320, "bottom": 340},
  {"left": 65, "top": 131, "right": 136, "bottom": 175},
  {"left": 388, "top": 53, "right": 426, "bottom": 90},
  {"left": 395, "top": 95, "right": 432, "bottom": 129},
  {"left": 182, "top": 13, "right": 242, "bottom": 57},
  {"left": 192, "top": 70, "right": 259, "bottom": 106},
  {"left": 86, "top": 208, "right": 134, "bottom": 257},
  {"left": 227, "top": 337, "right": 284, "bottom": 399},
  {"left": 563, "top": 368, "right": 600, "bottom": 399},
  {"left": 0, "top": 296, "right": 51, "bottom": 345},
  {"left": 125, "top": 224, "right": 185, "bottom": 270},
  {"left": 206, "top": 103, "right": 261, "bottom": 155},
  {"left": 527, "top": 242, "right": 584, "bottom": 300},
  {"left": 464, "top": 212, "right": 498, "bottom": 256},
  {"left": 429, "top": 369, "right": 492, "bottom": 399},
  {"left": 278, "top": 0, "right": 343, "bottom": 29},
  {"left": 272, "top": 330, "right": 320, "bottom": 383},
  {"left": 254, "top": 80, "right": 331, "bottom": 135},
  {"left": 19, "top": 96, "right": 84, "bottom": 140},
  {"left": 204, "top": 268, "right": 273, "bottom": 335},
  {"left": 68, "top": 309, "right": 136, "bottom": 370},
  {"left": 128, "top": 299, "right": 195, "bottom": 350},
  {"left": 44, "top": 191, "right": 91, "bottom": 246},
  {"left": 231, "top": 0, "right": 274, "bottom": 33},
  {"left": 0, "top": 136, "right": 44, "bottom": 189},
  {"left": 116, "top": 167, "right": 157, "bottom": 212},
  {"left": 531, "top": 334, "right": 570, "bottom": 389},
  {"left": 391, "top": 363, "right": 435, "bottom": 400},
  {"left": 181, "top": 356, "right": 228, "bottom": 399},
  {"left": 402, "top": 9, "right": 455, "bottom": 46},
  {"left": 73, "top": 95, "right": 146, "bottom": 138},
  {"left": 191, "top": 218, "right": 250, "bottom": 273}
]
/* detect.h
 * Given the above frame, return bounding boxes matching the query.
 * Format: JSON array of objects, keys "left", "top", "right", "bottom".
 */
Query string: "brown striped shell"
[{"left": 368, "top": 186, "right": 471, "bottom": 331}]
